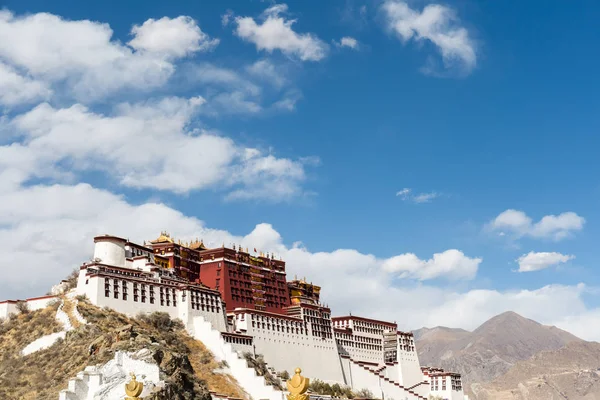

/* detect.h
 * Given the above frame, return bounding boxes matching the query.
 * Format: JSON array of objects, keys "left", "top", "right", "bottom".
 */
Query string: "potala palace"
[{"left": 1, "top": 233, "right": 467, "bottom": 400}]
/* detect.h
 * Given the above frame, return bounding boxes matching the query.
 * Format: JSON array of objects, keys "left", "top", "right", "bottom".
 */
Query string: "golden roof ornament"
[
  {"left": 286, "top": 368, "right": 309, "bottom": 400},
  {"left": 151, "top": 231, "right": 174, "bottom": 244},
  {"left": 125, "top": 372, "right": 144, "bottom": 399},
  {"left": 189, "top": 238, "right": 206, "bottom": 250}
]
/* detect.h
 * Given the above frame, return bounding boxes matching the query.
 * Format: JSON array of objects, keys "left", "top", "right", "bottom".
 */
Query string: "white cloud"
[
  {"left": 222, "top": 10, "right": 234, "bottom": 27},
  {"left": 396, "top": 187, "right": 440, "bottom": 203},
  {"left": 381, "top": 1, "right": 476, "bottom": 74},
  {"left": 0, "top": 62, "right": 51, "bottom": 106},
  {"left": 0, "top": 11, "right": 215, "bottom": 102},
  {"left": 382, "top": 250, "right": 481, "bottom": 280},
  {"left": 396, "top": 188, "right": 411, "bottom": 198},
  {"left": 517, "top": 251, "right": 575, "bottom": 272},
  {"left": 183, "top": 61, "right": 301, "bottom": 115},
  {"left": 490, "top": 209, "right": 585, "bottom": 241},
  {"left": 413, "top": 192, "right": 439, "bottom": 203},
  {"left": 335, "top": 36, "right": 360, "bottom": 50},
  {"left": 246, "top": 59, "right": 287, "bottom": 88},
  {"left": 234, "top": 4, "right": 328, "bottom": 61},
  {"left": 1, "top": 96, "right": 309, "bottom": 198},
  {"left": 128, "top": 16, "right": 219, "bottom": 58}
]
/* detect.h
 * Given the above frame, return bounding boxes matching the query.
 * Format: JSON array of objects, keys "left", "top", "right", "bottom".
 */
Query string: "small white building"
[{"left": 0, "top": 295, "right": 58, "bottom": 320}]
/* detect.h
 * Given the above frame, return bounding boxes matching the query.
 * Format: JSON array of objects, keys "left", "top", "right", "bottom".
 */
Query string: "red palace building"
[{"left": 148, "top": 232, "right": 290, "bottom": 315}]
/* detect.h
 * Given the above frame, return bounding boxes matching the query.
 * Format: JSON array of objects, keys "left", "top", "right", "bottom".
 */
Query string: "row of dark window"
[
  {"left": 252, "top": 320, "right": 307, "bottom": 334},
  {"left": 223, "top": 335, "right": 252, "bottom": 346}
]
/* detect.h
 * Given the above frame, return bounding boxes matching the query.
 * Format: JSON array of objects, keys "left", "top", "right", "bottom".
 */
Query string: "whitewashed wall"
[
  {"left": 235, "top": 312, "right": 345, "bottom": 384},
  {"left": 0, "top": 302, "right": 17, "bottom": 319},
  {"left": 79, "top": 274, "right": 227, "bottom": 332},
  {"left": 191, "top": 315, "right": 286, "bottom": 400},
  {"left": 397, "top": 344, "right": 423, "bottom": 388},
  {"left": 0, "top": 296, "right": 57, "bottom": 320}
]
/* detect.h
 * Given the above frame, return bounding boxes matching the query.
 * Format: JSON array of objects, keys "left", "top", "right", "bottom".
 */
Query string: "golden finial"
[
  {"left": 286, "top": 367, "right": 309, "bottom": 400},
  {"left": 125, "top": 372, "right": 144, "bottom": 399}
]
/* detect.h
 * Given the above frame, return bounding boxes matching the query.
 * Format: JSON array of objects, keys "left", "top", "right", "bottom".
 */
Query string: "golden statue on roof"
[
  {"left": 125, "top": 372, "right": 144, "bottom": 399},
  {"left": 286, "top": 368, "right": 309, "bottom": 400},
  {"left": 150, "top": 231, "right": 174, "bottom": 244},
  {"left": 189, "top": 237, "right": 206, "bottom": 250}
]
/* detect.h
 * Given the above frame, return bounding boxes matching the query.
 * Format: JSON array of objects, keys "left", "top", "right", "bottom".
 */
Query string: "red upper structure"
[{"left": 148, "top": 232, "right": 290, "bottom": 314}]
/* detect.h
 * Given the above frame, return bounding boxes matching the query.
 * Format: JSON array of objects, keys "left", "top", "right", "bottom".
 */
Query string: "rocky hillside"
[
  {"left": 473, "top": 341, "right": 600, "bottom": 400},
  {"left": 0, "top": 297, "right": 246, "bottom": 400},
  {"left": 415, "top": 311, "right": 582, "bottom": 396},
  {"left": 413, "top": 326, "right": 470, "bottom": 364}
]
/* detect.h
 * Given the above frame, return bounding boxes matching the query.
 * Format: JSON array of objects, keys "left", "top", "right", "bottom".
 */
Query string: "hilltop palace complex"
[{"left": 1, "top": 233, "right": 467, "bottom": 400}]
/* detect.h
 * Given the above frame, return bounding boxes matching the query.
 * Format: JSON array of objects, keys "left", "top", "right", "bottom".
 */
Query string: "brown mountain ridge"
[{"left": 414, "top": 311, "right": 584, "bottom": 398}]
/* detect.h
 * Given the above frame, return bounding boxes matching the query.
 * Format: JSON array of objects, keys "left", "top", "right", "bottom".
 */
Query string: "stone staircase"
[
  {"left": 58, "top": 366, "right": 103, "bottom": 400},
  {"left": 190, "top": 316, "right": 286, "bottom": 400},
  {"left": 349, "top": 359, "right": 427, "bottom": 400}
]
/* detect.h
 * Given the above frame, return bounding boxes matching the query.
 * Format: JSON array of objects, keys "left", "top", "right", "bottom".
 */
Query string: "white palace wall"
[
  {"left": 77, "top": 268, "right": 227, "bottom": 332},
  {"left": 233, "top": 311, "right": 345, "bottom": 384},
  {"left": 397, "top": 342, "right": 423, "bottom": 388},
  {"left": 0, "top": 296, "right": 58, "bottom": 319}
]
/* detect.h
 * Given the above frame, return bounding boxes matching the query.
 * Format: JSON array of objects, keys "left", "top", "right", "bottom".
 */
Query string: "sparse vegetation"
[
  {"left": 15, "top": 300, "right": 29, "bottom": 314},
  {"left": 64, "top": 268, "right": 79, "bottom": 291},
  {"left": 279, "top": 370, "right": 290, "bottom": 381},
  {"left": 243, "top": 351, "right": 284, "bottom": 390},
  {"left": 0, "top": 298, "right": 246, "bottom": 400},
  {"left": 354, "top": 388, "right": 375, "bottom": 399},
  {"left": 309, "top": 378, "right": 358, "bottom": 398}
]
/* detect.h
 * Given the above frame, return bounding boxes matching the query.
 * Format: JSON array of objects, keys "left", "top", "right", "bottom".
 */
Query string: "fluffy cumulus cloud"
[
  {"left": 0, "top": 11, "right": 220, "bottom": 102},
  {"left": 490, "top": 209, "right": 585, "bottom": 241},
  {"left": 517, "top": 251, "right": 575, "bottom": 272},
  {"left": 1, "top": 97, "right": 311, "bottom": 197},
  {"left": 396, "top": 187, "right": 440, "bottom": 203},
  {"left": 381, "top": 1, "right": 476, "bottom": 75},
  {"left": 0, "top": 9, "right": 312, "bottom": 199},
  {"left": 128, "top": 16, "right": 219, "bottom": 58},
  {"left": 0, "top": 62, "right": 51, "bottom": 106},
  {"left": 234, "top": 4, "right": 328, "bottom": 61},
  {"left": 382, "top": 249, "right": 481, "bottom": 280}
]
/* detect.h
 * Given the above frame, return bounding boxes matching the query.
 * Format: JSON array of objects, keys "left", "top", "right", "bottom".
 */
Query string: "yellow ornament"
[
  {"left": 287, "top": 368, "right": 310, "bottom": 400},
  {"left": 125, "top": 372, "right": 144, "bottom": 399}
]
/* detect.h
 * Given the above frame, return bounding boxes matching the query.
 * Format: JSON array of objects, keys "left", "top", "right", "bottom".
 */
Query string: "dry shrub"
[
  {"left": 64, "top": 268, "right": 79, "bottom": 291},
  {"left": 16, "top": 301, "right": 29, "bottom": 314}
]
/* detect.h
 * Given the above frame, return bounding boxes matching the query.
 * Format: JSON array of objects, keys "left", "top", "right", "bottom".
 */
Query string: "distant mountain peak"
[{"left": 415, "top": 310, "right": 584, "bottom": 397}]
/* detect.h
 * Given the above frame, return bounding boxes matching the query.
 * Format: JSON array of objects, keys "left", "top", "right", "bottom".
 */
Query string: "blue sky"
[{"left": 1, "top": 0, "right": 600, "bottom": 338}]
